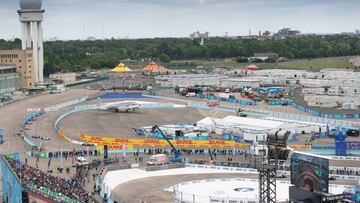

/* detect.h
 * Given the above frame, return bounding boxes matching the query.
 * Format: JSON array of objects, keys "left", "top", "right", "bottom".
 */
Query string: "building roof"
[
  {"left": 111, "top": 63, "right": 132, "bottom": 73},
  {"left": 246, "top": 65, "right": 259, "bottom": 71},
  {"left": 143, "top": 61, "right": 168, "bottom": 73}
]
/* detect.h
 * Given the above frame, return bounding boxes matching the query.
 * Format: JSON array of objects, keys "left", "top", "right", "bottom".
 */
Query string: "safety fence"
[
  {"left": 201, "top": 93, "right": 360, "bottom": 120},
  {"left": 0, "top": 128, "right": 4, "bottom": 144},
  {"left": 54, "top": 106, "right": 96, "bottom": 145},
  {"left": 51, "top": 96, "right": 359, "bottom": 157},
  {"left": 45, "top": 96, "right": 88, "bottom": 112},
  {"left": 197, "top": 93, "right": 360, "bottom": 120},
  {"left": 25, "top": 183, "right": 80, "bottom": 203},
  {"left": 140, "top": 103, "right": 174, "bottom": 109},
  {"left": 206, "top": 95, "right": 257, "bottom": 106},
  {"left": 170, "top": 176, "right": 354, "bottom": 203},
  {"left": 145, "top": 94, "right": 359, "bottom": 129},
  {"left": 170, "top": 178, "right": 267, "bottom": 203},
  {"left": 186, "top": 164, "right": 360, "bottom": 180},
  {"left": 21, "top": 110, "right": 46, "bottom": 148}
]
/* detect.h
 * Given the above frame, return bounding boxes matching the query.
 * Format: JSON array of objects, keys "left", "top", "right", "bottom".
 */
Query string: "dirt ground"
[
  {"left": 58, "top": 107, "right": 232, "bottom": 141},
  {"left": 0, "top": 87, "right": 359, "bottom": 203}
]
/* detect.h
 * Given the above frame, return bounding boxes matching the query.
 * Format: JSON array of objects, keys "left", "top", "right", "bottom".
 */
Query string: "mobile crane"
[{"left": 151, "top": 125, "right": 182, "bottom": 163}]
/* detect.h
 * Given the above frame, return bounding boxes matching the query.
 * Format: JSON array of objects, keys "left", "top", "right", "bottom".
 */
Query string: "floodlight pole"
[{"left": 255, "top": 129, "right": 289, "bottom": 203}]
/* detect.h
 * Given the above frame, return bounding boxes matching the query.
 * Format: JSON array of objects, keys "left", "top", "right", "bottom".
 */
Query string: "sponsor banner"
[
  {"left": 28, "top": 192, "right": 54, "bottom": 203},
  {"left": 57, "top": 130, "right": 72, "bottom": 143},
  {"left": 346, "top": 141, "right": 360, "bottom": 150},
  {"left": 80, "top": 134, "right": 239, "bottom": 149},
  {"left": 235, "top": 143, "right": 252, "bottom": 148},
  {"left": 27, "top": 108, "right": 41, "bottom": 112},
  {"left": 289, "top": 145, "right": 311, "bottom": 150},
  {"left": 96, "top": 145, "right": 134, "bottom": 151},
  {"left": 44, "top": 107, "right": 58, "bottom": 112}
]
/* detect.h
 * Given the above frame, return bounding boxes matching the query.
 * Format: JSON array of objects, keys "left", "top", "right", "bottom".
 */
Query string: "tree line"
[{"left": 1, "top": 35, "right": 360, "bottom": 75}]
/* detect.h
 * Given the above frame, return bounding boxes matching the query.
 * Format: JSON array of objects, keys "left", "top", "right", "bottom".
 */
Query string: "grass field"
[
  {"left": 124, "top": 56, "right": 359, "bottom": 71},
  {"left": 278, "top": 56, "right": 358, "bottom": 71}
]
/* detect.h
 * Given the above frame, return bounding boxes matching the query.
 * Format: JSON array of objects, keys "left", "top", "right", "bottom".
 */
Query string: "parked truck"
[
  {"left": 218, "top": 93, "right": 235, "bottom": 99},
  {"left": 147, "top": 154, "right": 168, "bottom": 165},
  {"left": 49, "top": 84, "right": 66, "bottom": 94}
]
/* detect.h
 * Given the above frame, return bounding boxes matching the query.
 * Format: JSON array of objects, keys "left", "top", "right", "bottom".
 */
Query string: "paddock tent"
[
  {"left": 143, "top": 61, "right": 168, "bottom": 74},
  {"left": 196, "top": 117, "right": 224, "bottom": 132},
  {"left": 221, "top": 116, "right": 286, "bottom": 130},
  {"left": 246, "top": 65, "right": 259, "bottom": 71},
  {"left": 111, "top": 63, "right": 133, "bottom": 73}
]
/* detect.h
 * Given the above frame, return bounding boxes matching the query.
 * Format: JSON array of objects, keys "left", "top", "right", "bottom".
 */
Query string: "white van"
[{"left": 76, "top": 157, "right": 89, "bottom": 166}]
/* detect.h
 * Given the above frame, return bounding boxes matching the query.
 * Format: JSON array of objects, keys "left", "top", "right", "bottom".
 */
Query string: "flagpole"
[{"left": 60, "top": 149, "right": 63, "bottom": 169}]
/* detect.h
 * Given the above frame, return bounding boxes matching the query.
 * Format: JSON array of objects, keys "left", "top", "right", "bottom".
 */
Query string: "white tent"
[{"left": 196, "top": 117, "right": 223, "bottom": 132}]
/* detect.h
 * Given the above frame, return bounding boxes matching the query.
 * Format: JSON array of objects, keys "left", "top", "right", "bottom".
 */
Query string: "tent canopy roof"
[
  {"left": 111, "top": 63, "right": 132, "bottom": 72},
  {"left": 143, "top": 61, "right": 168, "bottom": 73}
]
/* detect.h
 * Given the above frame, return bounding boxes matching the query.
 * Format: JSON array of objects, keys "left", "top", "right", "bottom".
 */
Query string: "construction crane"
[{"left": 151, "top": 125, "right": 182, "bottom": 163}]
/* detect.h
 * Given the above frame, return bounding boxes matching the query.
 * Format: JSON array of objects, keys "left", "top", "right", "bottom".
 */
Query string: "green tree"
[
  {"left": 236, "top": 57, "right": 248, "bottom": 63},
  {"left": 159, "top": 53, "right": 170, "bottom": 62}
]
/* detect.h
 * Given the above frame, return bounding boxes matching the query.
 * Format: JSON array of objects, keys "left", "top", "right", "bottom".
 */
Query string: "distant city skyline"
[{"left": 0, "top": 0, "right": 360, "bottom": 40}]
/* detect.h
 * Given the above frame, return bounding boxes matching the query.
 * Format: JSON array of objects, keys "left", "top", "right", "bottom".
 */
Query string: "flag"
[
  {"left": 60, "top": 150, "right": 63, "bottom": 169},
  {"left": 36, "top": 157, "right": 39, "bottom": 169},
  {"left": 72, "top": 147, "right": 75, "bottom": 164},
  {"left": 47, "top": 156, "right": 52, "bottom": 170}
]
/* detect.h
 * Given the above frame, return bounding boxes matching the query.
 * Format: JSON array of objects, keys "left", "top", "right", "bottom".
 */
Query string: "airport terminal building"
[
  {"left": 0, "top": 65, "right": 20, "bottom": 93},
  {"left": 0, "top": 50, "right": 36, "bottom": 89}
]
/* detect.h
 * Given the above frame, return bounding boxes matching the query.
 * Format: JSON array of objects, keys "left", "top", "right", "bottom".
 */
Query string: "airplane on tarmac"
[{"left": 96, "top": 98, "right": 141, "bottom": 113}]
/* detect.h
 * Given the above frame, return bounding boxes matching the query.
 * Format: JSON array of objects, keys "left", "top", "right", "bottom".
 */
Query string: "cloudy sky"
[{"left": 0, "top": 0, "right": 359, "bottom": 40}]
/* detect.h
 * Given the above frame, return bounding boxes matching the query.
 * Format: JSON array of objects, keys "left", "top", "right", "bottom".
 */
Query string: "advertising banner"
[
  {"left": 80, "top": 134, "right": 240, "bottom": 149},
  {"left": 291, "top": 152, "right": 329, "bottom": 193},
  {"left": 289, "top": 145, "right": 311, "bottom": 150},
  {"left": 1, "top": 156, "right": 22, "bottom": 203},
  {"left": 346, "top": 142, "right": 360, "bottom": 150},
  {"left": 28, "top": 192, "right": 54, "bottom": 203}
]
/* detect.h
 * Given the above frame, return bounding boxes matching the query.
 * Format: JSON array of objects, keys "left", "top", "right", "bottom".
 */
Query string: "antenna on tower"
[
  {"left": 102, "top": 26, "right": 105, "bottom": 40},
  {"left": 83, "top": 26, "right": 86, "bottom": 40}
]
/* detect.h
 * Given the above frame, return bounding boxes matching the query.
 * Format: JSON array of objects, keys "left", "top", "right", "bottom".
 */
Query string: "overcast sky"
[{"left": 0, "top": 0, "right": 359, "bottom": 40}]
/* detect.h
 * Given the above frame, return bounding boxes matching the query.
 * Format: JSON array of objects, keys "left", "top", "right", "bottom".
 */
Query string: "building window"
[
  {"left": 19, "top": 66, "right": 22, "bottom": 68},
  {"left": 19, "top": 60, "right": 21, "bottom": 62}
]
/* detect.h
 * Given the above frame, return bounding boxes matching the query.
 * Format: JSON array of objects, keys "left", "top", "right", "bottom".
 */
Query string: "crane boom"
[
  {"left": 152, "top": 125, "right": 177, "bottom": 151},
  {"left": 151, "top": 125, "right": 182, "bottom": 163}
]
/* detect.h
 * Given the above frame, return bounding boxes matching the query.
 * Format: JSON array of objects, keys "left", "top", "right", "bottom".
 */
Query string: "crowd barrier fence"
[{"left": 145, "top": 94, "right": 359, "bottom": 128}]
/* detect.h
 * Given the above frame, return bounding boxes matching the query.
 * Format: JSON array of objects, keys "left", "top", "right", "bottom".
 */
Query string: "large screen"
[{"left": 291, "top": 152, "right": 329, "bottom": 193}]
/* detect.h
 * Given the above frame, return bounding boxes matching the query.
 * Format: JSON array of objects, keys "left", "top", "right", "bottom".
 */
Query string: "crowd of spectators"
[
  {"left": 6, "top": 157, "right": 99, "bottom": 203},
  {"left": 330, "top": 167, "right": 360, "bottom": 176}
]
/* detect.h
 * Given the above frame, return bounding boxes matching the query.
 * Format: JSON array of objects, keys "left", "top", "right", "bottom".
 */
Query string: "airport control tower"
[{"left": 18, "top": 0, "right": 45, "bottom": 85}]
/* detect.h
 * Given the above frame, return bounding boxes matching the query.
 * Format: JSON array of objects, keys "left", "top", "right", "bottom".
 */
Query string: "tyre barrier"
[
  {"left": 311, "top": 145, "right": 336, "bottom": 150},
  {"left": 21, "top": 110, "right": 46, "bottom": 147}
]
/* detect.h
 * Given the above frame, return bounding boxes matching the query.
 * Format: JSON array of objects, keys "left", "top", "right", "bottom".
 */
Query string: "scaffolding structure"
[{"left": 250, "top": 129, "right": 290, "bottom": 203}]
